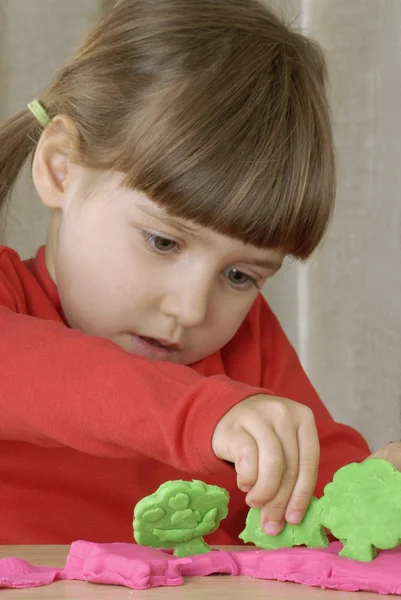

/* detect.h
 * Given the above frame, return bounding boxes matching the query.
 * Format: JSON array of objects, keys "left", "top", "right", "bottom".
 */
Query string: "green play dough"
[
  {"left": 133, "top": 480, "right": 229, "bottom": 557},
  {"left": 319, "top": 458, "right": 401, "bottom": 561},
  {"left": 239, "top": 497, "right": 328, "bottom": 550}
]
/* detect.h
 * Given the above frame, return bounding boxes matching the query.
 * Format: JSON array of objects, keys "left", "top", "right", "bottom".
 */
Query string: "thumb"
[
  {"left": 369, "top": 450, "right": 382, "bottom": 458},
  {"left": 382, "top": 444, "right": 401, "bottom": 471},
  {"left": 369, "top": 443, "right": 401, "bottom": 471}
]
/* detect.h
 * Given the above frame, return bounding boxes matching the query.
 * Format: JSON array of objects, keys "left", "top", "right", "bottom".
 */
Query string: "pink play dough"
[
  {"left": 64, "top": 542, "right": 191, "bottom": 589},
  {"left": 1, "top": 541, "right": 400, "bottom": 594}
]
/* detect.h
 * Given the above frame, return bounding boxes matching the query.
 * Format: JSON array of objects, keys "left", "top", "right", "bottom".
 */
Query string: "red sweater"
[{"left": 0, "top": 245, "right": 370, "bottom": 544}]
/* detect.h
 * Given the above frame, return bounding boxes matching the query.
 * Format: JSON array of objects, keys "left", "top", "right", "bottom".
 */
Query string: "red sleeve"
[
  {"left": 0, "top": 261, "right": 266, "bottom": 475},
  {"left": 257, "top": 295, "right": 370, "bottom": 496}
]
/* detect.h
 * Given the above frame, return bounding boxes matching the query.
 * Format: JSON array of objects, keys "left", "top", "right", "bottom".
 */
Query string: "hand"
[
  {"left": 370, "top": 442, "right": 401, "bottom": 471},
  {"left": 212, "top": 394, "right": 319, "bottom": 536}
]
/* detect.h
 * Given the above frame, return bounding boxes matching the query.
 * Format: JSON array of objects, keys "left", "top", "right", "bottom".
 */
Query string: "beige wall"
[
  {"left": 269, "top": 0, "right": 401, "bottom": 449},
  {"left": 1, "top": 0, "right": 400, "bottom": 449},
  {"left": 0, "top": 0, "right": 103, "bottom": 254}
]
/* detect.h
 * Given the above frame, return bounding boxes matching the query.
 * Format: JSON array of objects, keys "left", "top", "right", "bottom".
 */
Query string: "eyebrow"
[
  {"left": 164, "top": 215, "right": 199, "bottom": 236},
  {"left": 138, "top": 200, "right": 282, "bottom": 271},
  {"left": 245, "top": 257, "right": 283, "bottom": 272},
  {"left": 138, "top": 202, "right": 199, "bottom": 235}
]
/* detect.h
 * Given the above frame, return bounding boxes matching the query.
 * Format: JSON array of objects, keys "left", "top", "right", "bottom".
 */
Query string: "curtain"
[{"left": 1, "top": 0, "right": 400, "bottom": 450}]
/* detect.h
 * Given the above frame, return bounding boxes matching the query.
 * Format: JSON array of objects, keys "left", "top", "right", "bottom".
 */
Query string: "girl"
[{"left": 0, "top": 0, "right": 389, "bottom": 546}]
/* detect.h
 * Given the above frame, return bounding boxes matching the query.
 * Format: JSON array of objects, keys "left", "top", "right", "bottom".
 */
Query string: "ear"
[{"left": 32, "top": 115, "right": 79, "bottom": 209}]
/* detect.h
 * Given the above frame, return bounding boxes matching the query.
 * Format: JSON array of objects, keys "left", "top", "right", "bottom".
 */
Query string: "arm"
[
  {"left": 0, "top": 267, "right": 265, "bottom": 475},
  {"left": 256, "top": 295, "right": 370, "bottom": 496}
]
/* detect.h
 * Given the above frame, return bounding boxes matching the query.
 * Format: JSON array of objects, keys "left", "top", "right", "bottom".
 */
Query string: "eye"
[
  {"left": 225, "top": 268, "right": 259, "bottom": 290},
  {"left": 142, "top": 231, "right": 179, "bottom": 253}
]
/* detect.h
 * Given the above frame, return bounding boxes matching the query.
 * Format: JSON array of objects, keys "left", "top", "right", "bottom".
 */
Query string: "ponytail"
[{"left": 0, "top": 109, "right": 43, "bottom": 209}]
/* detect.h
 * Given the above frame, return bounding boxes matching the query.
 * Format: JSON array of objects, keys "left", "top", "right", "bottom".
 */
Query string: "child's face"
[{"left": 43, "top": 167, "right": 283, "bottom": 365}]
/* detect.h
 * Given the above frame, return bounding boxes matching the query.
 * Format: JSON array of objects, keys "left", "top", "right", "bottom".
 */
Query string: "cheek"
[
  {"left": 57, "top": 211, "right": 128, "bottom": 295},
  {"left": 54, "top": 245, "right": 128, "bottom": 331},
  {"left": 185, "top": 309, "right": 247, "bottom": 364},
  {"left": 206, "top": 297, "right": 254, "bottom": 347},
  {"left": 58, "top": 247, "right": 162, "bottom": 334},
  {"left": 217, "top": 291, "right": 256, "bottom": 324}
]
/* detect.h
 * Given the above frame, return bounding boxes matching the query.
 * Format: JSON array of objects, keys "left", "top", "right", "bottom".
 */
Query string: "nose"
[{"left": 160, "top": 278, "right": 211, "bottom": 328}]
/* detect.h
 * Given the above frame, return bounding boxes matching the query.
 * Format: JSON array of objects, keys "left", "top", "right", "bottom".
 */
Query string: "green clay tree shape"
[
  {"left": 239, "top": 497, "right": 328, "bottom": 550},
  {"left": 318, "top": 458, "right": 401, "bottom": 562},
  {"left": 133, "top": 480, "right": 229, "bottom": 557}
]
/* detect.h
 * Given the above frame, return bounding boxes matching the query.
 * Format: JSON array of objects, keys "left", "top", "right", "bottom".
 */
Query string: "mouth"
[
  {"left": 139, "top": 336, "right": 180, "bottom": 351},
  {"left": 130, "top": 334, "right": 180, "bottom": 361}
]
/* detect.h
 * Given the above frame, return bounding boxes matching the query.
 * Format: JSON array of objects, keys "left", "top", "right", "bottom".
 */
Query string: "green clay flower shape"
[
  {"left": 319, "top": 458, "right": 401, "bottom": 561},
  {"left": 133, "top": 480, "right": 229, "bottom": 557}
]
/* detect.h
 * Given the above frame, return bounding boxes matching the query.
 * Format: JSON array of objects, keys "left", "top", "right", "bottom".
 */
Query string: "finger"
[
  {"left": 285, "top": 418, "right": 320, "bottom": 524},
  {"left": 260, "top": 427, "right": 299, "bottom": 535},
  {"left": 230, "top": 430, "right": 259, "bottom": 493},
  {"left": 245, "top": 424, "right": 284, "bottom": 510},
  {"left": 380, "top": 443, "right": 401, "bottom": 471}
]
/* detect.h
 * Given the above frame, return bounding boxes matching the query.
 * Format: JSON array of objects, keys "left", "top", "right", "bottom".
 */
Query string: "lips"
[
  {"left": 130, "top": 334, "right": 179, "bottom": 361},
  {"left": 139, "top": 336, "right": 180, "bottom": 351}
]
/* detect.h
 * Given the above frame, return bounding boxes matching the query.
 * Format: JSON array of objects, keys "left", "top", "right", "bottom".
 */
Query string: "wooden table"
[{"left": 0, "top": 545, "right": 383, "bottom": 599}]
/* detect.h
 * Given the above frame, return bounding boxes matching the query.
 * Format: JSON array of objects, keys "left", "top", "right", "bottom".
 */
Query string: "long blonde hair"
[{"left": 0, "top": 0, "right": 335, "bottom": 258}]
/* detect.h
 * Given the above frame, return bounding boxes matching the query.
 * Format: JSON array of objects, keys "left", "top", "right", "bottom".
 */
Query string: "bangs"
[
  {"left": 38, "top": 0, "right": 335, "bottom": 260},
  {"left": 89, "top": 6, "right": 335, "bottom": 260}
]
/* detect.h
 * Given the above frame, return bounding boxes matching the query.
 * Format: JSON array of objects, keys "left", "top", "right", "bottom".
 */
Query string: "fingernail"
[
  {"left": 263, "top": 521, "right": 282, "bottom": 536},
  {"left": 287, "top": 512, "right": 303, "bottom": 524}
]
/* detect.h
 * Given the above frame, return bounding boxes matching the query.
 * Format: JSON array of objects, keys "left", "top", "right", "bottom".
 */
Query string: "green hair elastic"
[{"left": 27, "top": 99, "right": 50, "bottom": 127}]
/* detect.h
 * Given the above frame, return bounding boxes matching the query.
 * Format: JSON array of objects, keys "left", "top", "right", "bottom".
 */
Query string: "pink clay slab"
[{"left": 1, "top": 541, "right": 400, "bottom": 594}]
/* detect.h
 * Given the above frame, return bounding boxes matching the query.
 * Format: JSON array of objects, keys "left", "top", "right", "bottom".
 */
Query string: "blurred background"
[{"left": 0, "top": 0, "right": 400, "bottom": 450}]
